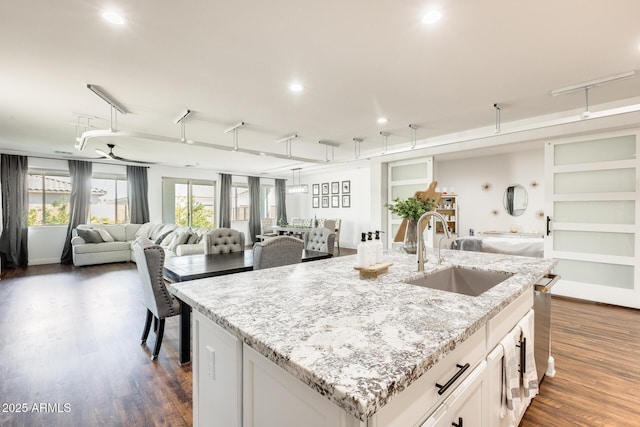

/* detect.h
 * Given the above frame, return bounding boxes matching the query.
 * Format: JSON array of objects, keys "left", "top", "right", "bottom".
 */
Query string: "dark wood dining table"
[{"left": 164, "top": 249, "right": 333, "bottom": 364}]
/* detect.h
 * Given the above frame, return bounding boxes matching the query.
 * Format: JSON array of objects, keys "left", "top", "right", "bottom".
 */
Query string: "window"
[
  {"left": 231, "top": 183, "right": 249, "bottom": 221},
  {"left": 260, "top": 184, "right": 276, "bottom": 219},
  {"left": 90, "top": 175, "right": 128, "bottom": 224},
  {"left": 162, "top": 178, "right": 215, "bottom": 227},
  {"left": 28, "top": 172, "right": 71, "bottom": 226}
]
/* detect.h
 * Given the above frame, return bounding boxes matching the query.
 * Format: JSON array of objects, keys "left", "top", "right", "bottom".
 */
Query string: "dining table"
[{"left": 164, "top": 248, "right": 333, "bottom": 364}]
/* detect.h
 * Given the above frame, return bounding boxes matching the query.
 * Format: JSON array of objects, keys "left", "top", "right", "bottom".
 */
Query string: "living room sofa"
[{"left": 71, "top": 222, "right": 213, "bottom": 267}]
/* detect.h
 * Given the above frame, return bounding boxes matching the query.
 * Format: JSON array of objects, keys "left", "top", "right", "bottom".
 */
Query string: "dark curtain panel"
[
  {"left": 247, "top": 176, "right": 261, "bottom": 244},
  {"left": 60, "top": 160, "right": 92, "bottom": 264},
  {"left": 0, "top": 154, "right": 29, "bottom": 268},
  {"left": 219, "top": 173, "right": 232, "bottom": 228},
  {"left": 275, "top": 178, "right": 287, "bottom": 225},
  {"left": 127, "top": 165, "right": 150, "bottom": 224}
]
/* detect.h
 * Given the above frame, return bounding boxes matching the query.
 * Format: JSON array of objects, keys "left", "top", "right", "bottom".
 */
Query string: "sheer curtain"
[
  {"left": 60, "top": 160, "right": 92, "bottom": 264},
  {"left": 247, "top": 176, "right": 261, "bottom": 244},
  {"left": 127, "top": 165, "right": 150, "bottom": 224},
  {"left": 219, "top": 173, "right": 232, "bottom": 228},
  {"left": 275, "top": 178, "right": 287, "bottom": 225},
  {"left": 0, "top": 154, "right": 29, "bottom": 268}
]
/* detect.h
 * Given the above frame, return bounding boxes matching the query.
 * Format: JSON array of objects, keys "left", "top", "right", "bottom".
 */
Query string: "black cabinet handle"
[
  {"left": 546, "top": 216, "right": 551, "bottom": 236},
  {"left": 436, "top": 363, "right": 470, "bottom": 395},
  {"left": 452, "top": 417, "right": 463, "bottom": 427}
]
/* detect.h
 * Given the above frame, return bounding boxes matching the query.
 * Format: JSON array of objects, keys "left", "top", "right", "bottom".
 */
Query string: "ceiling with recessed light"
[{"left": 1, "top": 0, "right": 639, "bottom": 175}]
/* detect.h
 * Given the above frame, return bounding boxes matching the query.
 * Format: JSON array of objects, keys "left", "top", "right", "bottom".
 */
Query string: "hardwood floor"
[
  {"left": 1, "top": 259, "right": 637, "bottom": 426},
  {"left": 521, "top": 296, "right": 640, "bottom": 427}
]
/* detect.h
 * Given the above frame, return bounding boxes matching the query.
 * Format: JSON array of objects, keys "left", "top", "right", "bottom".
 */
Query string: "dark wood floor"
[{"left": 1, "top": 258, "right": 638, "bottom": 426}]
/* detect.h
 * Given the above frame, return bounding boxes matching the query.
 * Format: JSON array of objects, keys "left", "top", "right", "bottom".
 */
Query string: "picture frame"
[
  {"left": 312, "top": 184, "right": 320, "bottom": 196},
  {"left": 321, "top": 196, "right": 329, "bottom": 208},
  {"left": 331, "top": 195, "right": 339, "bottom": 208},
  {"left": 321, "top": 183, "right": 329, "bottom": 195},
  {"left": 312, "top": 196, "right": 319, "bottom": 208},
  {"left": 331, "top": 181, "right": 340, "bottom": 194},
  {"left": 342, "top": 195, "right": 351, "bottom": 208},
  {"left": 342, "top": 180, "right": 351, "bottom": 194}
]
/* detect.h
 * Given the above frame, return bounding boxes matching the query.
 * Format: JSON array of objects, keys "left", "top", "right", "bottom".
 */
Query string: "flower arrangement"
[{"left": 385, "top": 196, "right": 436, "bottom": 221}]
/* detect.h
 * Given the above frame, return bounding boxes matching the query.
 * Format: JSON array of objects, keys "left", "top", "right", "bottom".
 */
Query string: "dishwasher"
[{"left": 534, "top": 273, "right": 560, "bottom": 384}]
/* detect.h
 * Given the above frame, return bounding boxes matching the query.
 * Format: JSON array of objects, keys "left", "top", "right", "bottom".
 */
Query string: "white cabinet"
[
  {"left": 372, "top": 327, "right": 486, "bottom": 426},
  {"left": 242, "top": 344, "right": 360, "bottom": 427},
  {"left": 192, "top": 310, "right": 242, "bottom": 427},
  {"left": 421, "top": 361, "right": 487, "bottom": 427}
]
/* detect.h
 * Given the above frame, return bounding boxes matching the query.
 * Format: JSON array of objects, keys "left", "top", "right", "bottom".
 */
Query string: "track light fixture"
[
  {"left": 353, "top": 138, "right": 363, "bottom": 159},
  {"left": 550, "top": 70, "right": 636, "bottom": 96},
  {"left": 176, "top": 109, "right": 193, "bottom": 144},
  {"left": 224, "top": 122, "right": 245, "bottom": 151},
  {"left": 409, "top": 124, "right": 418, "bottom": 149},
  {"left": 86, "top": 84, "right": 128, "bottom": 115},
  {"left": 380, "top": 131, "right": 390, "bottom": 154},
  {"left": 277, "top": 134, "right": 298, "bottom": 158},
  {"left": 493, "top": 103, "right": 501, "bottom": 134},
  {"left": 318, "top": 140, "right": 339, "bottom": 162}
]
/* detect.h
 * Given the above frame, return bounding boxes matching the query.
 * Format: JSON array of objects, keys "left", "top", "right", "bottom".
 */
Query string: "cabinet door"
[
  {"left": 420, "top": 362, "right": 486, "bottom": 427},
  {"left": 242, "top": 344, "right": 357, "bottom": 427},
  {"left": 193, "top": 311, "right": 242, "bottom": 427}
]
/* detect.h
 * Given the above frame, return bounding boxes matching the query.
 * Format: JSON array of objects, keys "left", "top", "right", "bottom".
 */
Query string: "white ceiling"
[{"left": 1, "top": 0, "right": 639, "bottom": 176}]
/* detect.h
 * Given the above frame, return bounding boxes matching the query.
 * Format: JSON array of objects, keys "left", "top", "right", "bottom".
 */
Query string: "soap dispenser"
[
  {"left": 355, "top": 233, "right": 368, "bottom": 268},
  {"left": 373, "top": 231, "right": 384, "bottom": 264},
  {"left": 366, "top": 232, "right": 375, "bottom": 266}
]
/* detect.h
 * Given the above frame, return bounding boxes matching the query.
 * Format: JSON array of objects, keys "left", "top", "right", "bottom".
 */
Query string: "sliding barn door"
[{"left": 544, "top": 130, "right": 640, "bottom": 308}]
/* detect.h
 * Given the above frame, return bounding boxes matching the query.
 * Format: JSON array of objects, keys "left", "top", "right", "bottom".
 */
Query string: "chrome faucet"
[{"left": 417, "top": 211, "right": 452, "bottom": 271}]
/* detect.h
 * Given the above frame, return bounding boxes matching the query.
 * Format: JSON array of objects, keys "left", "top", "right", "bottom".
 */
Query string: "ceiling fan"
[{"left": 95, "top": 144, "right": 155, "bottom": 164}]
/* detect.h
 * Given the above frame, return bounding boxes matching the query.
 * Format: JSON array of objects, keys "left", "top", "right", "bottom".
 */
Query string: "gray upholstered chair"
[
  {"left": 253, "top": 236, "right": 304, "bottom": 270},
  {"left": 303, "top": 227, "right": 335, "bottom": 254},
  {"left": 203, "top": 228, "right": 245, "bottom": 254},
  {"left": 132, "top": 237, "right": 180, "bottom": 361}
]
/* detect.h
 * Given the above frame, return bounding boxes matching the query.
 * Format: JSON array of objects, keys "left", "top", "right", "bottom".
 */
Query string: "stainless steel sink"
[{"left": 405, "top": 267, "right": 513, "bottom": 296}]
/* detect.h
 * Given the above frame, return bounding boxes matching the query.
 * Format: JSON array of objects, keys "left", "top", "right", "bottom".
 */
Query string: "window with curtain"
[
  {"left": 27, "top": 171, "right": 71, "bottom": 226},
  {"left": 89, "top": 175, "right": 128, "bottom": 224},
  {"left": 231, "top": 183, "right": 249, "bottom": 221},
  {"left": 260, "top": 184, "right": 276, "bottom": 219},
  {"left": 162, "top": 177, "right": 216, "bottom": 227}
]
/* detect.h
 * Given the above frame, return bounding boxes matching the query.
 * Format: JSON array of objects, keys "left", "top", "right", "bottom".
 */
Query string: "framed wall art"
[
  {"left": 331, "top": 181, "right": 339, "bottom": 194},
  {"left": 312, "top": 184, "right": 320, "bottom": 196},
  {"left": 342, "top": 180, "right": 351, "bottom": 194},
  {"left": 321, "top": 183, "right": 329, "bottom": 195},
  {"left": 342, "top": 195, "right": 351, "bottom": 208},
  {"left": 331, "top": 195, "right": 339, "bottom": 208},
  {"left": 312, "top": 196, "right": 319, "bottom": 208},
  {"left": 321, "top": 196, "right": 329, "bottom": 208}
]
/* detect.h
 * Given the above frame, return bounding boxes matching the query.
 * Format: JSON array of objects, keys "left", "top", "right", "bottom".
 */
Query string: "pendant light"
[{"left": 286, "top": 168, "right": 308, "bottom": 194}]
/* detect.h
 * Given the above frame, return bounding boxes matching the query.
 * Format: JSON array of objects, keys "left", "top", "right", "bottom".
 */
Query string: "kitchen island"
[{"left": 169, "top": 248, "right": 556, "bottom": 426}]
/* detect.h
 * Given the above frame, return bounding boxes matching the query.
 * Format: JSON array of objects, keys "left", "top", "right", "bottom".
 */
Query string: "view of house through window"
[
  {"left": 27, "top": 172, "right": 72, "bottom": 226},
  {"left": 163, "top": 178, "right": 215, "bottom": 227},
  {"left": 231, "top": 183, "right": 249, "bottom": 221},
  {"left": 90, "top": 176, "right": 128, "bottom": 224}
]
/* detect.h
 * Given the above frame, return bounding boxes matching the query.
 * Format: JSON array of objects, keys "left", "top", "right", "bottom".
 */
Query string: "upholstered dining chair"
[
  {"left": 203, "top": 228, "right": 245, "bottom": 254},
  {"left": 253, "top": 236, "right": 304, "bottom": 270},
  {"left": 132, "top": 237, "right": 180, "bottom": 361},
  {"left": 303, "top": 227, "right": 335, "bottom": 254}
]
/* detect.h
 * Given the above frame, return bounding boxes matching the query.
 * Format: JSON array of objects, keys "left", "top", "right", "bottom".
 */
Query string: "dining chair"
[
  {"left": 253, "top": 236, "right": 304, "bottom": 270},
  {"left": 257, "top": 218, "right": 278, "bottom": 242},
  {"left": 132, "top": 237, "right": 180, "bottom": 361},
  {"left": 303, "top": 227, "right": 335, "bottom": 254},
  {"left": 203, "top": 228, "right": 245, "bottom": 254}
]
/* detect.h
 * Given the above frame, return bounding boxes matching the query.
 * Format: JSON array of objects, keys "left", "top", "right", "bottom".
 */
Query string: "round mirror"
[{"left": 503, "top": 184, "right": 528, "bottom": 216}]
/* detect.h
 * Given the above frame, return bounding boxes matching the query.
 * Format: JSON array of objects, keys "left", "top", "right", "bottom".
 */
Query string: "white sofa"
[{"left": 71, "top": 222, "right": 212, "bottom": 266}]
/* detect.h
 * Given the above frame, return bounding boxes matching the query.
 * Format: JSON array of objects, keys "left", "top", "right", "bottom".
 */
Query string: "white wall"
[
  {"left": 286, "top": 167, "right": 371, "bottom": 249},
  {"left": 434, "top": 147, "right": 546, "bottom": 237}
]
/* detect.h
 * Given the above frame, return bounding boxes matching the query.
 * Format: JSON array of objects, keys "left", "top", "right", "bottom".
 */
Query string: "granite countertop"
[{"left": 169, "top": 248, "right": 556, "bottom": 421}]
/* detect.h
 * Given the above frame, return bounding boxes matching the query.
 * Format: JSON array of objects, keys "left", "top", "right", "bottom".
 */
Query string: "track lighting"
[
  {"left": 380, "top": 132, "right": 390, "bottom": 154},
  {"left": 493, "top": 103, "right": 501, "bottom": 134},
  {"left": 409, "top": 124, "right": 418, "bottom": 149}
]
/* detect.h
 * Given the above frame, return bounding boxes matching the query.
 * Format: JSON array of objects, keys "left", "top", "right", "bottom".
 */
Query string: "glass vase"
[{"left": 403, "top": 219, "right": 418, "bottom": 254}]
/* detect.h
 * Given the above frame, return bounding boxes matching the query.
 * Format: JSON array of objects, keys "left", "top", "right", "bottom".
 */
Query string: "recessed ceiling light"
[
  {"left": 289, "top": 82, "right": 304, "bottom": 92},
  {"left": 422, "top": 10, "right": 442, "bottom": 24},
  {"left": 377, "top": 117, "right": 388, "bottom": 124},
  {"left": 102, "top": 11, "right": 125, "bottom": 25}
]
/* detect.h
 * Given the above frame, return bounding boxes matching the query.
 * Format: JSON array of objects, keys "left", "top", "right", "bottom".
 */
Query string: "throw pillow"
[
  {"left": 186, "top": 233, "right": 200, "bottom": 244},
  {"left": 168, "top": 232, "right": 190, "bottom": 252},
  {"left": 77, "top": 228, "right": 103, "bottom": 244},
  {"left": 97, "top": 228, "right": 114, "bottom": 242},
  {"left": 155, "top": 230, "right": 174, "bottom": 245},
  {"left": 135, "top": 222, "right": 154, "bottom": 239}
]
